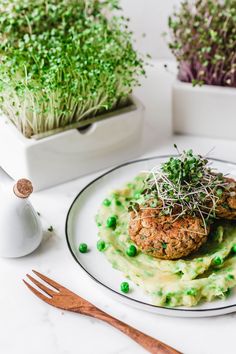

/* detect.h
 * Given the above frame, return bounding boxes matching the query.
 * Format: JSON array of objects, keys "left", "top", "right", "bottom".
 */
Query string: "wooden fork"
[{"left": 23, "top": 270, "right": 181, "bottom": 354}]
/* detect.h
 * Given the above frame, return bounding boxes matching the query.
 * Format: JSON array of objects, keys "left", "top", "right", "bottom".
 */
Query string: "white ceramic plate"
[{"left": 66, "top": 156, "right": 236, "bottom": 317}]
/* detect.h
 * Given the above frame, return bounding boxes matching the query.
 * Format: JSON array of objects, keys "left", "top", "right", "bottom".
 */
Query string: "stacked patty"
[
  {"left": 129, "top": 177, "right": 236, "bottom": 260},
  {"left": 215, "top": 178, "right": 236, "bottom": 219},
  {"left": 129, "top": 208, "right": 209, "bottom": 260}
]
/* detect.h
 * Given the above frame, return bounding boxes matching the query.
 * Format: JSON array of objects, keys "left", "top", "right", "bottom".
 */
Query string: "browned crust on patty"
[
  {"left": 129, "top": 208, "right": 209, "bottom": 260},
  {"left": 215, "top": 177, "right": 236, "bottom": 220}
]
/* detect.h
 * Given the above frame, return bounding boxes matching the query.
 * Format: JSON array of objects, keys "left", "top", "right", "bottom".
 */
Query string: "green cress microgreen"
[
  {"left": 167, "top": 0, "right": 236, "bottom": 87},
  {"left": 0, "top": 0, "right": 145, "bottom": 137},
  {"left": 142, "top": 146, "right": 228, "bottom": 233}
]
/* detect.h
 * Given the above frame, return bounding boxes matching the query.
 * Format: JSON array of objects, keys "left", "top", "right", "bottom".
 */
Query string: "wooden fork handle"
[{"left": 72, "top": 306, "right": 181, "bottom": 354}]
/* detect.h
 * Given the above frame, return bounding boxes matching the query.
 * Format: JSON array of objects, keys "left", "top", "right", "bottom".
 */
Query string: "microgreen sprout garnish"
[
  {"left": 0, "top": 0, "right": 145, "bottom": 138},
  {"left": 141, "top": 147, "right": 228, "bottom": 233},
  {"left": 128, "top": 202, "right": 140, "bottom": 213}
]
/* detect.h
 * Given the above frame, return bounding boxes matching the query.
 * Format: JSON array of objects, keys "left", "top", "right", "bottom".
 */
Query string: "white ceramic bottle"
[{"left": 0, "top": 178, "right": 43, "bottom": 258}]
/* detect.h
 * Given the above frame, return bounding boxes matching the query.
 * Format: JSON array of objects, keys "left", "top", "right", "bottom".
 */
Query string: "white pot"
[
  {"left": 172, "top": 80, "right": 236, "bottom": 140},
  {"left": 0, "top": 96, "right": 144, "bottom": 191}
]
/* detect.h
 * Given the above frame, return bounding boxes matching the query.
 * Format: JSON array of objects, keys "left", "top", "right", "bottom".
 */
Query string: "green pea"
[
  {"left": 231, "top": 244, "right": 236, "bottom": 253},
  {"left": 226, "top": 274, "right": 234, "bottom": 280},
  {"left": 103, "top": 198, "right": 111, "bottom": 207},
  {"left": 213, "top": 256, "right": 223, "bottom": 266},
  {"left": 165, "top": 293, "right": 172, "bottom": 305},
  {"left": 115, "top": 200, "right": 122, "bottom": 206},
  {"left": 176, "top": 270, "right": 184, "bottom": 277},
  {"left": 106, "top": 216, "right": 117, "bottom": 228},
  {"left": 225, "top": 288, "right": 232, "bottom": 297},
  {"left": 97, "top": 239, "right": 106, "bottom": 252},
  {"left": 216, "top": 188, "right": 223, "bottom": 197},
  {"left": 185, "top": 288, "right": 197, "bottom": 296},
  {"left": 126, "top": 245, "right": 137, "bottom": 257},
  {"left": 120, "top": 282, "right": 129, "bottom": 293},
  {"left": 79, "top": 243, "right": 88, "bottom": 253}
]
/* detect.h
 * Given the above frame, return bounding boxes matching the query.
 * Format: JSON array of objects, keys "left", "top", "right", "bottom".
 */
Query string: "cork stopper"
[{"left": 13, "top": 179, "right": 33, "bottom": 199}]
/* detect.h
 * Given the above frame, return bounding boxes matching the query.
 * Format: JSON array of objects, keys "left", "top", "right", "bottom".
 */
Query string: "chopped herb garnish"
[{"left": 162, "top": 242, "right": 167, "bottom": 249}]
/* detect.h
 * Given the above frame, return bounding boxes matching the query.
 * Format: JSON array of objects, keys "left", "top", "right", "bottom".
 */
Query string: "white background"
[{"left": 120, "top": 0, "right": 182, "bottom": 59}]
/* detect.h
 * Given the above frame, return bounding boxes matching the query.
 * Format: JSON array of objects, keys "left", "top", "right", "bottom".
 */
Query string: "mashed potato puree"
[{"left": 96, "top": 175, "right": 236, "bottom": 307}]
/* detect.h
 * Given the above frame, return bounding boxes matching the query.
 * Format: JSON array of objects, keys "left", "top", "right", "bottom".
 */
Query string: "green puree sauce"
[{"left": 96, "top": 174, "right": 236, "bottom": 307}]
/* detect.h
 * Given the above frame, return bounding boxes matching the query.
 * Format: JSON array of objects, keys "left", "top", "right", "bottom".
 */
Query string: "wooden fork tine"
[
  {"left": 24, "top": 271, "right": 180, "bottom": 353},
  {"left": 23, "top": 280, "right": 52, "bottom": 304},
  {"left": 32, "top": 270, "right": 63, "bottom": 291},
  {"left": 26, "top": 274, "right": 56, "bottom": 297}
]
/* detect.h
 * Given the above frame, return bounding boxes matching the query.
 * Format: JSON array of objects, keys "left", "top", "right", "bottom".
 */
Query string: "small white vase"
[
  {"left": 172, "top": 80, "right": 236, "bottom": 140},
  {"left": 0, "top": 96, "right": 144, "bottom": 191},
  {"left": 0, "top": 179, "right": 43, "bottom": 258}
]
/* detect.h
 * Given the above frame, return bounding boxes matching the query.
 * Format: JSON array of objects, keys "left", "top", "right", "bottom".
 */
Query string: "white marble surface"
[{"left": 1, "top": 62, "right": 236, "bottom": 354}]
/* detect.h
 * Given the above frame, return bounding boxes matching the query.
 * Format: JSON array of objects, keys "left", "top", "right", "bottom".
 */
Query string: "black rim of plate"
[{"left": 65, "top": 155, "right": 236, "bottom": 313}]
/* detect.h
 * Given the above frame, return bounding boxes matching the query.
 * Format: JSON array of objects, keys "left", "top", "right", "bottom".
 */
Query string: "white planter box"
[
  {"left": 0, "top": 97, "right": 144, "bottom": 191},
  {"left": 172, "top": 80, "right": 236, "bottom": 140}
]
